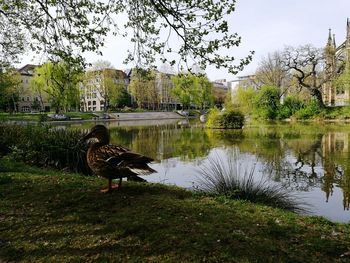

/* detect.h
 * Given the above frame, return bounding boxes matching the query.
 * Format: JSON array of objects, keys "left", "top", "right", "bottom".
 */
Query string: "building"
[
  {"left": 323, "top": 19, "right": 350, "bottom": 106},
  {"left": 17, "top": 64, "right": 51, "bottom": 112},
  {"left": 230, "top": 75, "right": 259, "bottom": 92},
  {"left": 212, "top": 79, "right": 229, "bottom": 107},
  {"left": 80, "top": 68, "right": 129, "bottom": 112},
  {"left": 154, "top": 71, "right": 179, "bottom": 110}
]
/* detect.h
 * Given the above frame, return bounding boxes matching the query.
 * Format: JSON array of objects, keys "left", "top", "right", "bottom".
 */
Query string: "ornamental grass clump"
[
  {"left": 206, "top": 108, "right": 244, "bottom": 129},
  {"left": 196, "top": 152, "right": 306, "bottom": 212}
]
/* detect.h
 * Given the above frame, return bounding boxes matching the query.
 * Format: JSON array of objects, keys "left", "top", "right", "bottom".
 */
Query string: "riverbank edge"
[
  {"left": 0, "top": 111, "right": 189, "bottom": 124},
  {"left": 0, "top": 159, "right": 349, "bottom": 262}
]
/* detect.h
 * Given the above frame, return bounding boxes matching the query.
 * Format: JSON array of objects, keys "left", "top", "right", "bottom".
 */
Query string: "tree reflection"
[
  {"left": 239, "top": 124, "right": 350, "bottom": 210},
  {"left": 98, "top": 121, "right": 350, "bottom": 209},
  {"left": 109, "top": 123, "right": 216, "bottom": 162}
]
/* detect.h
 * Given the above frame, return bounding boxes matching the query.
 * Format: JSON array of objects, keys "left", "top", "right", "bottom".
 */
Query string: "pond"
[{"left": 62, "top": 119, "right": 350, "bottom": 223}]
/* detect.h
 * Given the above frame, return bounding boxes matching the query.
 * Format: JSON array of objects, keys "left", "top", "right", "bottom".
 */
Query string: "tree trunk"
[
  {"left": 311, "top": 88, "right": 325, "bottom": 108},
  {"left": 11, "top": 94, "right": 17, "bottom": 113}
]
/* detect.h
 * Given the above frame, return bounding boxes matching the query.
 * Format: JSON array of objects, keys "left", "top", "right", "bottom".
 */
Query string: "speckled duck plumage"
[{"left": 82, "top": 125, "right": 156, "bottom": 192}]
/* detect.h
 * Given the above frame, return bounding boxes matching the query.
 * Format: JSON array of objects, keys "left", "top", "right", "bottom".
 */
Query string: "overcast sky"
[{"left": 22, "top": 0, "right": 350, "bottom": 81}]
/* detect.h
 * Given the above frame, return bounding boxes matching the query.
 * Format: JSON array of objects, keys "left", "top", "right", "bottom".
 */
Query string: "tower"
[
  {"left": 323, "top": 29, "right": 337, "bottom": 105},
  {"left": 346, "top": 18, "right": 350, "bottom": 66}
]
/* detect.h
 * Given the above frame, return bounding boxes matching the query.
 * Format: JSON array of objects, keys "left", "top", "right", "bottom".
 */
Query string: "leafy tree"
[
  {"left": 253, "top": 85, "right": 280, "bottom": 120},
  {"left": 31, "top": 62, "right": 82, "bottom": 113},
  {"left": 0, "top": 68, "right": 21, "bottom": 112},
  {"left": 128, "top": 73, "right": 147, "bottom": 108},
  {"left": 171, "top": 73, "right": 195, "bottom": 110},
  {"left": 0, "top": 15, "right": 26, "bottom": 70},
  {"left": 156, "top": 72, "right": 176, "bottom": 111},
  {"left": 171, "top": 73, "right": 213, "bottom": 110},
  {"left": 1, "top": 0, "right": 252, "bottom": 72},
  {"left": 109, "top": 83, "right": 131, "bottom": 109},
  {"left": 233, "top": 87, "right": 256, "bottom": 115},
  {"left": 30, "top": 67, "right": 48, "bottom": 110},
  {"left": 192, "top": 75, "right": 214, "bottom": 110},
  {"left": 128, "top": 69, "right": 158, "bottom": 109}
]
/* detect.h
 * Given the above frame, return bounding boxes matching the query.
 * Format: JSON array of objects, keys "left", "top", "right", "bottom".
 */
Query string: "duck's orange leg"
[{"left": 100, "top": 178, "right": 122, "bottom": 193}]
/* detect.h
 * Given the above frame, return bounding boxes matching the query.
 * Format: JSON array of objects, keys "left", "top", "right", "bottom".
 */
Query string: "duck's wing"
[
  {"left": 93, "top": 145, "right": 156, "bottom": 175},
  {"left": 117, "top": 151, "right": 156, "bottom": 175},
  {"left": 88, "top": 144, "right": 129, "bottom": 169},
  {"left": 96, "top": 144, "right": 130, "bottom": 159}
]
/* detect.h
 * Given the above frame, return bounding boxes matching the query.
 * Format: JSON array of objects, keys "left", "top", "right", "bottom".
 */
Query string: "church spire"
[
  {"left": 347, "top": 18, "right": 350, "bottom": 46},
  {"left": 327, "top": 28, "right": 332, "bottom": 46}
]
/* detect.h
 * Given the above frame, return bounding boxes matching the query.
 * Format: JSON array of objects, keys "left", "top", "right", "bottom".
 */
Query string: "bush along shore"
[{"left": 1, "top": 158, "right": 350, "bottom": 262}]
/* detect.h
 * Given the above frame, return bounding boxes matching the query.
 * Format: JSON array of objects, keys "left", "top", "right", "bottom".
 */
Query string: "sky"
[{"left": 21, "top": 0, "right": 350, "bottom": 82}]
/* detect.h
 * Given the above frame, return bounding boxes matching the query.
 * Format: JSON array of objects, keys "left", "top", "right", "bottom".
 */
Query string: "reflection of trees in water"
[
  {"left": 109, "top": 124, "right": 216, "bottom": 162},
  {"left": 106, "top": 122, "right": 350, "bottom": 209},
  {"left": 243, "top": 126, "right": 350, "bottom": 210}
]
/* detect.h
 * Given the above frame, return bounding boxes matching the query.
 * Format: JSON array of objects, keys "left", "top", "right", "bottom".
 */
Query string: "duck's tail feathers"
[{"left": 128, "top": 164, "right": 157, "bottom": 175}]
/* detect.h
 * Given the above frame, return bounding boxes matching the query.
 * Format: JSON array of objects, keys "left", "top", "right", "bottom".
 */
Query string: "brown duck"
[{"left": 82, "top": 125, "right": 156, "bottom": 192}]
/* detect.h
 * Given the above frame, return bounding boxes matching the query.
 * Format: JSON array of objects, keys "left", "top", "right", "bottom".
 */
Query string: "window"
[
  {"left": 21, "top": 106, "right": 30, "bottom": 112},
  {"left": 93, "top": 101, "right": 96, "bottom": 106},
  {"left": 336, "top": 87, "right": 345, "bottom": 95},
  {"left": 88, "top": 101, "right": 91, "bottom": 106}
]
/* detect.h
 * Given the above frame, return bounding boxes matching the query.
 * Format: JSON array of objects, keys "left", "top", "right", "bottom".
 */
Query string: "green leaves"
[
  {"left": 171, "top": 73, "right": 213, "bottom": 110},
  {"left": 31, "top": 62, "right": 82, "bottom": 112},
  {"left": 1, "top": 0, "right": 252, "bottom": 74}
]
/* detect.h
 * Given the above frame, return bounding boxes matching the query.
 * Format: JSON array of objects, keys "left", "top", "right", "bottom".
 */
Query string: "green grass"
[
  {"left": 1, "top": 158, "right": 350, "bottom": 262},
  {"left": 0, "top": 112, "right": 95, "bottom": 122}
]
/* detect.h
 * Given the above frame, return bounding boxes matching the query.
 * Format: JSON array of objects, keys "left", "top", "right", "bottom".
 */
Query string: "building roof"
[{"left": 17, "top": 64, "right": 38, "bottom": 76}]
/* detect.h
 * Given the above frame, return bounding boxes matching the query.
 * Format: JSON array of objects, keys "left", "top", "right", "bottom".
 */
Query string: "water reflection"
[{"left": 61, "top": 121, "right": 350, "bottom": 222}]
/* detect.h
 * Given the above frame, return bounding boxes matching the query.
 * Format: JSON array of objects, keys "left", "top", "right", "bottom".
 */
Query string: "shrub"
[
  {"left": 278, "top": 96, "right": 304, "bottom": 119},
  {"left": 0, "top": 124, "right": 90, "bottom": 174},
  {"left": 294, "top": 99, "right": 323, "bottom": 119},
  {"left": 234, "top": 87, "right": 256, "bottom": 115},
  {"left": 206, "top": 108, "right": 244, "bottom": 129}
]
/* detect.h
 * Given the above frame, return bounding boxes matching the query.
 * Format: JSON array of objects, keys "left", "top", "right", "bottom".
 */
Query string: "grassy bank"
[
  {"left": 1, "top": 160, "right": 350, "bottom": 262},
  {"left": 0, "top": 112, "right": 95, "bottom": 122}
]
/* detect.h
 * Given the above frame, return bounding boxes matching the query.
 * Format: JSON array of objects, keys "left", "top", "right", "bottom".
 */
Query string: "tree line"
[
  {"left": 231, "top": 44, "right": 350, "bottom": 120},
  {"left": 0, "top": 60, "right": 215, "bottom": 113}
]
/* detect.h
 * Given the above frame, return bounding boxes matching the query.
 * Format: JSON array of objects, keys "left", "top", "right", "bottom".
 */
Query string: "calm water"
[{"left": 63, "top": 119, "right": 350, "bottom": 223}]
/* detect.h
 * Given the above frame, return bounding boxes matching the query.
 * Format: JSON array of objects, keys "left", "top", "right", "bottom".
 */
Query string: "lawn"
[
  {"left": 0, "top": 112, "right": 95, "bottom": 122},
  {"left": 0, "top": 159, "right": 350, "bottom": 262}
]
